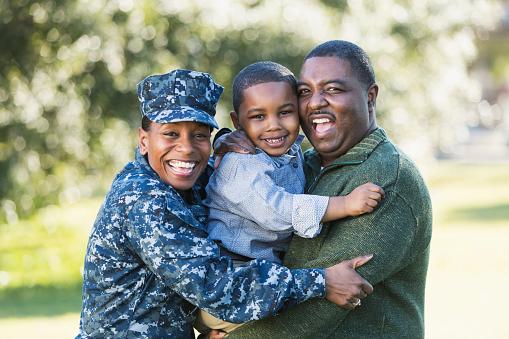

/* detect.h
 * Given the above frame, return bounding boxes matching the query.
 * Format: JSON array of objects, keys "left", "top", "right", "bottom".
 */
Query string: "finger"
[
  {"left": 356, "top": 289, "right": 368, "bottom": 298},
  {"left": 214, "top": 155, "right": 223, "bottom": 169},
  {"left": 368, "top": 192, "right": 382, "bottom": 200},
  {"left": 361, "top": 280, "right": 374, "bottom": 294},
  {"left": 365, "top": 199, "right": 378, "bottom": 208},
  {"left": 350, "top": 254, "right": 373, "bottom": 268}
]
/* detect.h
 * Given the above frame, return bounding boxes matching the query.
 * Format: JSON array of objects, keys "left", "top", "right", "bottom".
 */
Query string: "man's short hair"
[
  {"left": 304, "top": 40, "right": 376, "bottom": 88},
  {"left": 232, "top": 61, "right": 297, "bottom": 114}
]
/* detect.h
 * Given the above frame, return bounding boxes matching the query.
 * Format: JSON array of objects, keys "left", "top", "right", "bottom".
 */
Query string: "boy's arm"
[
  {"left": 322, "top": 182, "right": 384, "bottom": 222},
  {"left": 208, "top": 153, "right": 328, "bottom": 238}
]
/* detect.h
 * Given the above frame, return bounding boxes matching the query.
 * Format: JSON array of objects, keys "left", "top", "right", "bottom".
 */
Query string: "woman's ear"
[
  {"left": 230, "top": 111, "right": 241, "bottom": 130},
  {"left": 138, "top": 127, "right": 149, "bottom": 155}
]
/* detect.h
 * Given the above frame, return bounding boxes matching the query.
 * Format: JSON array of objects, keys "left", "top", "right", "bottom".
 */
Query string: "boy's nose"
[{"left": 265, "top": 115, "right": 282, "bottom": 130}]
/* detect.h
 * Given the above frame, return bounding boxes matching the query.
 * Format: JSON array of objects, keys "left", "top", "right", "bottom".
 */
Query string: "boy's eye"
[
  {"left": 250, "top": 114, "right": 264, "bottom": 120},
  {"left": 280, "top": 110, "right": 293, "bottom": 116}
]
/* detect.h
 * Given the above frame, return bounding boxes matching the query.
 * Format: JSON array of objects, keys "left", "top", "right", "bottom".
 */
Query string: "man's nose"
[{"left": 308, "top": 90, "right": 327, "bottom": 111}]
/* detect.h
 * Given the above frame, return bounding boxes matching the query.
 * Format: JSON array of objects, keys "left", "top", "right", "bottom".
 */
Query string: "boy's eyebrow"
[{"left": 246, "top": 102, "right": 295, "bottom": 114}]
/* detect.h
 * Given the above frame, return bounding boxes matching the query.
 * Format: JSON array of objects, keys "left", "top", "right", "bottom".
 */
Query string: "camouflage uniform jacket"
[{"left": 77, "top": 149, "right": 326, "bottom": 339}]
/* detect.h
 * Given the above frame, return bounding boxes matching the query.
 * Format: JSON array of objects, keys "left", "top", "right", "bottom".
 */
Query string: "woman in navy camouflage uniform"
[{"left": 76, "top": 69, "right": 373, "bottom": 339}]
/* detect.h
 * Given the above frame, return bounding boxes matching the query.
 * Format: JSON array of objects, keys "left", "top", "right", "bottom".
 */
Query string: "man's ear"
[
  {"left": 367, "top": 83, "right": 379, "bottom": 113},
  {"left": 138, "top": 127, "right": 149, "bottom": 155},
  {"left": 230, "top": 111, "right": 241, "bottom": 130}
]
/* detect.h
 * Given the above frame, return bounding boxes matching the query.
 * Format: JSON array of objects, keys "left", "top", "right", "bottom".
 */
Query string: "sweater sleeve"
[{"left": 228, "top": 191, "right": 420, "bottom": 338}]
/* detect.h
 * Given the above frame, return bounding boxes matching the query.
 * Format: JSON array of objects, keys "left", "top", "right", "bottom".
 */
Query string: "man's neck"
[{"left": 319, "top": 125, "right": 378, "bottom": 167}]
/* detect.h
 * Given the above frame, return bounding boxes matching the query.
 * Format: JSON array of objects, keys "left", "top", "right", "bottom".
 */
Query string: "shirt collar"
[{"left": 254, "top": 135, "right": 304, "bottom": 166}]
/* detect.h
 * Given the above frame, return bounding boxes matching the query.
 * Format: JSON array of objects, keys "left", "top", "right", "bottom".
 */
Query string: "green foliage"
[{"left": 0, "top": 0, "right": 502, "bottom": 220}]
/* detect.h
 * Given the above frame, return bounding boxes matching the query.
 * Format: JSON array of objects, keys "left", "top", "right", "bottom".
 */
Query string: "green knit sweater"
[{"left": 228, "top": 128, "right": 432, "bottom": 339}]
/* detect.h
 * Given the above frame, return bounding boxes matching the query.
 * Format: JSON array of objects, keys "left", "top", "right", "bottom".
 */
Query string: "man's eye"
[
  {"left": 326, "top": 87, "right": 341, "bottom": 93},
  {"left": 298, "top": 88, "right": 310, "bottom": 96},
  {"left": 164, "top": 131, "right": 178, "bottom": 137}
]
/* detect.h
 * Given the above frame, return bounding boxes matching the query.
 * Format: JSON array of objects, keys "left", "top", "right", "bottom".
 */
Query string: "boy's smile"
[
  {"left": 138, "top": 121, "right": 211, "bottom": 191},
  {"left": 231, "top": 81, "right": 299, "bottom": 157}
]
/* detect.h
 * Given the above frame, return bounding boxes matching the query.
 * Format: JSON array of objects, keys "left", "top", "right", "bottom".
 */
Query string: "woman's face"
[{"left": 138, "top": 121, "right": 211, "bottom": 191}]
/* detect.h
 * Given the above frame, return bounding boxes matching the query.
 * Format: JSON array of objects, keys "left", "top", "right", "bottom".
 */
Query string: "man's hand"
[
  {"left": 213, "top": 130, "right": 255, "bottom": 168},
  {"left": 324, "top": 254, "right": 373, "bottom": 310},
  {"left": 199, "top": 329, "right": 227, "bottom": 339}
]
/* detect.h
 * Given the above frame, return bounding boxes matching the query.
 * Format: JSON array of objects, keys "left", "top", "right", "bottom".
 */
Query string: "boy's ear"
[
  {"left": 138, "top": 127, "right": 149, "bottom": 155},
  {"left": 230, "top": 111, "right": 241, "bottom": 130}
]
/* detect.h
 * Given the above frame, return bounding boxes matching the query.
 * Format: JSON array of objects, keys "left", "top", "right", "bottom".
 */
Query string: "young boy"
[
  {"left": 77, "top": 69, "right": 374, "bottom": 339},
  {"left": 196, "top": 62, "right": 384, "bottom": 334}
]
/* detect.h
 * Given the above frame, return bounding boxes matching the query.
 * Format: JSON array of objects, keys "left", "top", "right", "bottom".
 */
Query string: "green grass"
[{"left": 1, "top": 161, "right": 508, "bottom": 338}]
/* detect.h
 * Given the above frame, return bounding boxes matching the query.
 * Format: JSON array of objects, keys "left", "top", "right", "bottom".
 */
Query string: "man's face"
[
  {"left": 297, "top": 56, "right": 378, "bottom": 166},
  {"left": 138, "top": 121, "right": 211, "bottom": 191},
  {"left": 232, "top": 81, "right": 300, "bottom": 157}
]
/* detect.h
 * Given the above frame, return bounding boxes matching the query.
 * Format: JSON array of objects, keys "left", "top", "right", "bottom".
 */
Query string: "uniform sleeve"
[
  {"left": 125, "top": 194, "right": 326, "bottom": 323},
  {"left": 208, "top": 153, "right": 329, "bottom": 238},
  {"left": 228, "top": 192, "right": 421, "bottom": 337}
]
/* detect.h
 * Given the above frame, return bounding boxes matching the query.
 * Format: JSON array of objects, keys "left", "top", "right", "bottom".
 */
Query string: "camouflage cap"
[{"left": 137, "top": 69, "right": 223, "bottom": 129}]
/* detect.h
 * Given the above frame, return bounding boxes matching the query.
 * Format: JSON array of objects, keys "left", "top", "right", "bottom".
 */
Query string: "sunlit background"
[{"left": 1, "top": 0, "right": 508, "bottom": 338}]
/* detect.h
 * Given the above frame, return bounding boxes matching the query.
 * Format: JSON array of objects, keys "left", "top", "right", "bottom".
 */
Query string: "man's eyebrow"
[{"left": 297, "top": 79, "right": 347, "bottom": 87}]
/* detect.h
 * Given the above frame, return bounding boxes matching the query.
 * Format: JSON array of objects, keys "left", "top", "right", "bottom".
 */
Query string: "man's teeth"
[
  {"left": 313, "top": 118, "right": 331, "bottom": 124},
  {"left": 265, "top": 137, "right": 284, "bottom": 144},
  {"left": 169, "top": 160, "right": 196, "bottom": 169}
]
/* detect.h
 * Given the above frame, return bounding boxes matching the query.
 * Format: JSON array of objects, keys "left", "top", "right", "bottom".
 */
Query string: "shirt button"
[{"left": 293, "top": 163, "right": 299, "bottom": 168}]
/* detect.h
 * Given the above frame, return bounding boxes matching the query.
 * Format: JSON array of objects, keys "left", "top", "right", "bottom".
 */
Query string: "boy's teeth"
[
  {"left": 266, "top": 137, "right": 284, "bottom": 144},
  {"left": 169, "top": 160, "right": 196, "bottom": 169},
  {"left": 313, "top": 118, "right": 331, "bottom": 124}
]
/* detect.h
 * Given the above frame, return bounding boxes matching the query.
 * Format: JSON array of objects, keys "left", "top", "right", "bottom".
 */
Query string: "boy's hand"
[
  {"left": 325, "top": 254, "right": 373, "bottom": 309},
  {"left": 213, "top": 130, "right": 255, "bottom": 168},
  {"left": 345, "top": 183, "right": 384, "bottom": 216}
]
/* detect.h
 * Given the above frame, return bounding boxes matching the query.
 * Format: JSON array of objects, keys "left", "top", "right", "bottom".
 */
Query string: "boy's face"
[
  {"left": 138, "top": 121, "right": 211, "bottom": 191},
  {"left": 231, "top": 81, "right": 299, "bottom": 157}
]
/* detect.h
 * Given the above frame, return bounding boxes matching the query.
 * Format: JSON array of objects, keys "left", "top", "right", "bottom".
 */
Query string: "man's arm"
[{"left": 228, "top": 191, "right": 422, "bottom": 338}]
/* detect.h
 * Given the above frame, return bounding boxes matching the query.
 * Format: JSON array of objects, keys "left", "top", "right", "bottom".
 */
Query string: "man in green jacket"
[{"left": 227, "top": 40, "right": 433, "bottom": 338}]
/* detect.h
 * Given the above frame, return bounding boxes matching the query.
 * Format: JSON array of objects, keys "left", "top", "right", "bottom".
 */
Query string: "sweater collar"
[{"left": 306, "top": 128, "right": 388, "bottom": 171}]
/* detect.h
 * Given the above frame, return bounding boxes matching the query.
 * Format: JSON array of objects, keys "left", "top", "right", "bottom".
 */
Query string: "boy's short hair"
[
  {"left": 305, "top": 40, "right": 375, "bottom": 88},
  {"left": 232, "top": 61, "right": 297, "bottom": 114}
]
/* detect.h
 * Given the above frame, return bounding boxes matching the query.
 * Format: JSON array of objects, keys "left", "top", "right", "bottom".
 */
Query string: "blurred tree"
[{"left": 0, "top": 0, "right": 501, "bottom": 221}]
